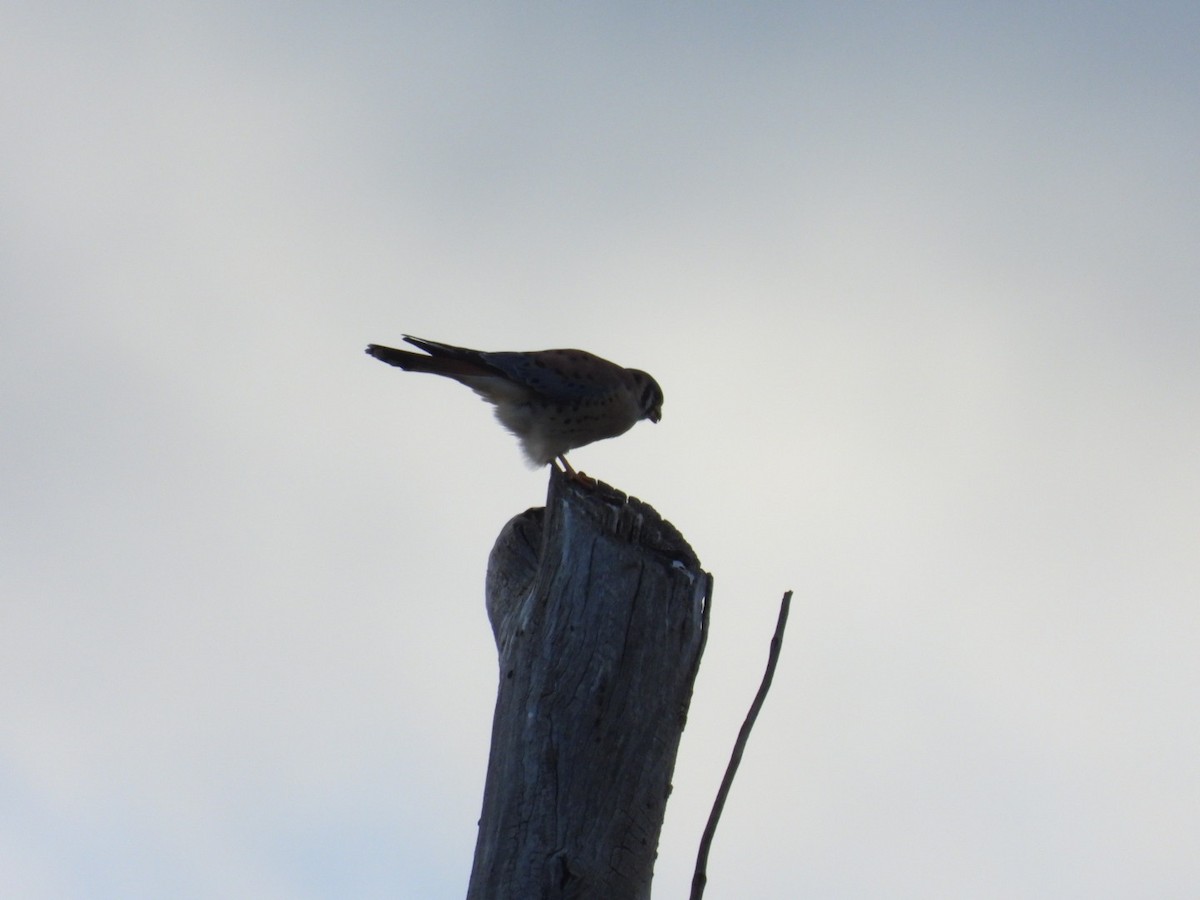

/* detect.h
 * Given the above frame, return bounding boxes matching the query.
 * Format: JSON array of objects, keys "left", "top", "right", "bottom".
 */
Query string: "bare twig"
[{"left": 690, "top": 590, "right": 793, "bottom": 900}]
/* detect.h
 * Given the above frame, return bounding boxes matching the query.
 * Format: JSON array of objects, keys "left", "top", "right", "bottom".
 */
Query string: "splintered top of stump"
[
  {"left": 471, "top": 465, "right": 710, "bottom": 900},
  {"left": 548, "top": 466, "right": 700, "bottom": 569}
]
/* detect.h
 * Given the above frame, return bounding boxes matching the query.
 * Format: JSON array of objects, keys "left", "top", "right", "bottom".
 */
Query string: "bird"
[{"left": 365, "top": 336, "right": 663, "bottom": 475}]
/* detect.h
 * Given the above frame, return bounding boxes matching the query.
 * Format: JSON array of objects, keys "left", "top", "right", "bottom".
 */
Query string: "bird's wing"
[
  {"left": 400, "top": 335, "right": 493, "bottom": 368},
  {"left": 375, "top": 337, "right": 625, "bottom": 402},
  {"left": 368, "top": 338, "right": 531, "bottom": 406},
  {"left": 478, "top": 349, "right": 627, "bottom": 401}
]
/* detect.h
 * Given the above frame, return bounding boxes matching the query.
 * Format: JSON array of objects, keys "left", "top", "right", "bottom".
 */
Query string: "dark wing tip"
[{"left": 402, "top": 334, "right": 446, "bottom": 354}]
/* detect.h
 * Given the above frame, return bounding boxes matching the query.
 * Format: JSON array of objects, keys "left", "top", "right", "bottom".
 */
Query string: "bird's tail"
[{"left": 365, "top": 341, "right": 491, "bottom": 378}]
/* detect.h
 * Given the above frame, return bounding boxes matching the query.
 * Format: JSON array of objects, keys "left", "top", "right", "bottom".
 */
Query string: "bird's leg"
[{"left": 555, "top": 455, "right": 595, "bottom": 486}]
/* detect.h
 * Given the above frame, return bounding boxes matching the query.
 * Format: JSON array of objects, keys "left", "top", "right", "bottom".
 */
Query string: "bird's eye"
[{"left": 640, "top": 383, "right": 657, "bottom": 411}]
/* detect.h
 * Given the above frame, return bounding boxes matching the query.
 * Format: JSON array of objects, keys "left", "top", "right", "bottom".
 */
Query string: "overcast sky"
[{"left": 3, "top": 3, "right": 1198, "bottom": 898}]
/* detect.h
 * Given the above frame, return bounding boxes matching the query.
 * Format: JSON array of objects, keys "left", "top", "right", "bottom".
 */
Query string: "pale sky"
[{"left": 2, "top": 3, "right": 1198, "bottom": 898}]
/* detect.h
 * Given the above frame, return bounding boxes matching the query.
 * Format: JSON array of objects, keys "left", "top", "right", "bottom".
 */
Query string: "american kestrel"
[{"left": 365, "top": 336, "right": 663, "bottom": 474}]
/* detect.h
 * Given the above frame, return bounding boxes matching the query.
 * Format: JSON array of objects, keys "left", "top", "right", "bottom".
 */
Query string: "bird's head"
[{"left": 629, "top": 370, "right": 663, "bottom": 424}]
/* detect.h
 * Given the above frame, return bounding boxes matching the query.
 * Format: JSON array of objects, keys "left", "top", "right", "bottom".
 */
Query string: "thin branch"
[{"left": 690, "top": 590, "right": 793, "bottom": 900}]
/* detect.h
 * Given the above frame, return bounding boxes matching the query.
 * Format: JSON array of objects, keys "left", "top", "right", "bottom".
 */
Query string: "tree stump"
[{"left": 467, "top": 467, "right": 710, "bottom": 900}]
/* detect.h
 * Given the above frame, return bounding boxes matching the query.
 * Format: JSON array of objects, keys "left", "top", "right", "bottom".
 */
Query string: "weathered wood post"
[{"left": 467, "top": 467, "right": 710, "bottom": 900}]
